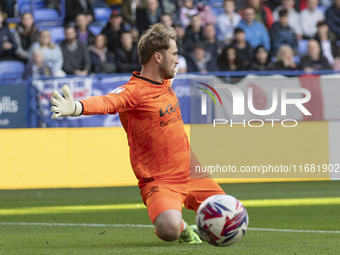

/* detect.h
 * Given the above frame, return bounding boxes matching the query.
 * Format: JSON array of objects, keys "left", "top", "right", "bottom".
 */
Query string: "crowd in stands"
[{"left": 1, "top": 0, "right": 340, "bottom": 79}]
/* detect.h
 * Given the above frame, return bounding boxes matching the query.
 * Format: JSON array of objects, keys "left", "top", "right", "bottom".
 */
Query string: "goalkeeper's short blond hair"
[{"left": 137, "top": 23, "right": 177, "bottom": 65}]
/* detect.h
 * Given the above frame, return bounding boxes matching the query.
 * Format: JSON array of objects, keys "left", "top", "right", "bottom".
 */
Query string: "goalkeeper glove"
[{"left": 51, "top": 85, "right": 83, "bottom": 119}]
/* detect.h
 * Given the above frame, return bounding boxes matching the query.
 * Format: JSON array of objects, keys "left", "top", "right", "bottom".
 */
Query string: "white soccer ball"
[{"left": 196, "top": 194, "right": 249, "bottom": 247}]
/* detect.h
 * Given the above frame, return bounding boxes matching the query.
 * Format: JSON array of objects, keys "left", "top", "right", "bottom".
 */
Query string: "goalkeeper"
[{"left": 51, "top": 23, "right": 225, "bottom": 244}]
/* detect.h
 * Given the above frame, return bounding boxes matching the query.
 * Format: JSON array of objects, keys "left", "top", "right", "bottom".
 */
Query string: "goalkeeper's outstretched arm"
[
  {"left": 51, "top": 83, "right": 139, "bottom": 119},
  {"left": 51, "top": 85, "right": 83, "bottom": 119},
  {"left": 51, "top": 68, "right": 178, "bottom": 119}
]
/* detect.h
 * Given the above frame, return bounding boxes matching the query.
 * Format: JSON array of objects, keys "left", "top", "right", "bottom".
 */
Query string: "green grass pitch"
[{"left": 0, "top": 181, "right": 339, "bottom": 255}]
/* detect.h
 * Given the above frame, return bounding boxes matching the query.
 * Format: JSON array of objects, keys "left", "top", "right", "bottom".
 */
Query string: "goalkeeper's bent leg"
[{"left": 154, "top": 209, "right": 182, "bottom": 241}]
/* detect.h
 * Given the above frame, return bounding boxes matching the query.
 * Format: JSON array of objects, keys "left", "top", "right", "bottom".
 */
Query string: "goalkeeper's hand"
[{"left": 51, "top": 85, "right": 83, "bottom": 119}]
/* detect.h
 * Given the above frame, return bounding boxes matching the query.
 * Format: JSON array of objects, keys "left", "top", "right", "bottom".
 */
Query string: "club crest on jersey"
[{"left": 111, "top": 86, "right": 125, "bottom": 95}]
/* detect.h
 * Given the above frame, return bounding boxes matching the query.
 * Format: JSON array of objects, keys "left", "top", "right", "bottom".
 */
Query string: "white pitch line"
[
  {"left": 0, "top": 222, "right": 154, "bottom": 228},
  {"left": 1, "top": 222, "right": 340, "bottom": 234},
  {"left": 247, "top": 227, "right": 340, "bottom": 234}
]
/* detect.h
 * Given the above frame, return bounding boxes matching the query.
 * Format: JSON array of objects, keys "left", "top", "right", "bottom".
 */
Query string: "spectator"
[
  {"left": 217, "top": 0, "right": 241, "bottom": 43},
  {"left": 88, "top": 34, "right": 116, "bottom": 74},
  {"left": 273, "top": 0, "right": 302, "bottom": 39},
  {"left": 217, "top": 45, "right": 245, "bottom": 71},
  {"left": 29, "top": 30, "right": 64, "bottom": 76},
  {"left": 300, "top": 0, "right": 325, "bottom": 39},
  {"left": 314, "top": 21, "right": 336, "bottom": 64},
  {"left": 130, "top": 26, "right": 140, "bottom": 43},
  {"left": 121, "top": 0, "right": 140, "bottom": 26},
  {"left": 60, "top": 25, "right": 91, "bottom": 76},
  {"left": 299, "top": 39, "right": 332, "bottom": 71},
  {"left": 75, "top": 13, "right": 95, "bottom": 46},
  {"left": 179, "top": 0, "right": 198, "bottom": 28},
  {"left": 23, "top": 49, "right": 53, "bottom": 79},
  {"left": 114, "top": 31, "right": 141, "bottom": 73},
  {"left": 160, "top": 13, "right": 174, "bottom": 28},
  {"left": 333, "top": 48, "right": 340, "bottom": 71},
  {"left": 186, "top": 43, "right": 218, "bottom": 73},
  {"left": 46, "top": 0, "right": 61, "bottom": 11},
  {"left": 235, "top": 0, "right": 250, "bottom": 11},
  {"left": 325, "top": 0, "right": 340, "bottom": 40},
  {"left": 270, "top": 9, "right": 297, "bottom": 56},
  {"left": 183, "top": 14, "right": 204, "bottom": 53},
  {"left": 13, "top": 12, "right": 38, "bottom": 63},
  {"left": 174, "top": 23, "right": 186, "bottom": 57},
  {"left": 265, "top": 0, "right": 282, "bottom": 11},
  {"left": 106, "top": 0, "right": 123, "bottom": 8},
  {"left": 65, "top": 0, "right": 94, "bottom": 25},
  {"left": 240, "top": 0, "right": 274, "bottom": 29},
  {"left": 202, "top": 24, "right": 224, "bottom": 60},
  {"left": 196, "top": 2, "right": 216, "bottom": 26},
  {"left": 237, "top": 7, "right": 271, "bottom": 51},
  {"left": 298, "top": 0, "right": 308, "bottom": 10},
  {"left": 136, "top": 0, "right": 163, "bottom": 35},
  {"left": 232, "top": 28, "right": 254, "bottom": 68},
  {"left": 0, "top": 10, "right": 17, "bottom": 60},
  {"left": 249, "top": 45, "right": 274, "bottom": 70},
  {"left": 320, "top": 0, "right": 333, "bottom": 8},
  {"left": 160, "top": 0, "right": 179, "bottom": 18},
  {"left": 0, "top": 0, "right": 14, "bottom": 17},
  {"left": 177, "top": 55, "right": 187, "bottom": 73},
  {"left": 101, "top": 10, "right": 125, "bottom": 53},
  {"left": 274, "top": 44, "right": 297, "bottom": 70}
]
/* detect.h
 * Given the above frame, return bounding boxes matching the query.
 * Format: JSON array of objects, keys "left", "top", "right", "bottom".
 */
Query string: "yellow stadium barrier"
[{"left": 0, "top": 122, "right": 331, "bottom": 189}]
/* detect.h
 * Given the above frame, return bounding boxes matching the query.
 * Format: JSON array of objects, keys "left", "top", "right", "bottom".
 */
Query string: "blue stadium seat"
[
  {"left": 317, "top": 5, "right": 326, "bottom": 13},
  {"left": 34, "top": 9, "right": 59, "bottom": 21},
  {"left": 293, "top": 55, "right": 301, "bottom": 64},
  {"left": 89, "top": 25, "right": 103, "bottom": 36},
  {"left": 298, "top": 39, "right": 309, "bottom": 55},
  {"left": 94, "top": 7, "right": 112, "bottom": 22},
  {"left": 34, "top": 8, "right": 63, "bottom": 26},
  {"left": 209, "top": 0, "right": 224, "bottom": 8},
  {"left": 18, "top": 0, "right": 46, "bottom": 15},
  {"left": 211, "top": 7, "right": 224, "bottom": 16},
  {"left": 0, "top": 61, "right": 25, "bottom": 80},
  {"left": 91, "top": 1, "right": 110, "bottom": 8},
  {"left": 48, "top": 26, "right": 65, "bottom": 43}
]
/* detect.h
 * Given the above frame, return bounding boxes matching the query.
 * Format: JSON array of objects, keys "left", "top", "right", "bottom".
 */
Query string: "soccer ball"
[{"left": 196, "top": 194, "right": 248, "bottom": 247}]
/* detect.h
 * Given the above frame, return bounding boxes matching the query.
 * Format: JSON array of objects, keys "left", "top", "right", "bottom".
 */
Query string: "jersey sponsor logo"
[
  {"left": 159, "top": 101, "right": 180, "bottom": 117},
  {"left": 160, "top": 115, "right": 182, "bottom": 127},
  {"left": 111, "top": 86, "right": 125, "bottom": 95}
]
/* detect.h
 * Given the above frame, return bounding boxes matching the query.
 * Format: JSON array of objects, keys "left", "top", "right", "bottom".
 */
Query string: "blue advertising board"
[
  {"left": 0, "top": 84, "right": 27, "bottom": 128},
  {"left": 32, "top": 75, "right": 193, "bottom": 127}
]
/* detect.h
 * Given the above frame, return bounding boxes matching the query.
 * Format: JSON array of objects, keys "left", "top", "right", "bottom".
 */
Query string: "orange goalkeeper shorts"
[{"left": 140, "top": 178, "right": 225, "bottom": 223}]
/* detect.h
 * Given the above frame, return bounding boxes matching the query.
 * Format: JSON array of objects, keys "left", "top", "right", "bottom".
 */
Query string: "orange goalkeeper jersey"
[{"left": 80, "top": 72, "right": 190, "bottom": 187}]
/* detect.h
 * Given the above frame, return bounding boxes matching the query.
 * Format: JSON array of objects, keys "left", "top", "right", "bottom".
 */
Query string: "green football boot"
[{"left": 178, "top": 223, "right": 202, "bottom": 244}]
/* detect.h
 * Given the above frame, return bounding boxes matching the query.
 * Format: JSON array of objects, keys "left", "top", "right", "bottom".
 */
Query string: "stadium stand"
[
  {"left": 41, "top": 26, "right": 65, "bottom": 43},
  {"left": 0, "top": 60, "right": 25, "bottom": 80}
]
